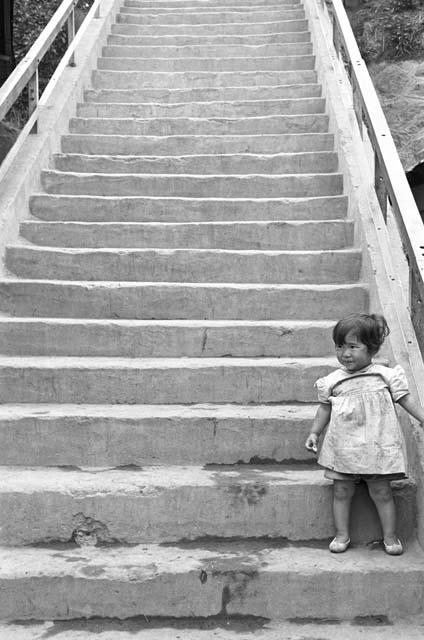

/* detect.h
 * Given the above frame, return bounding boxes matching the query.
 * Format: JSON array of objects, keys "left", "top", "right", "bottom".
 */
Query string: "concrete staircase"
[{"left": 1, "top": 0, "right": 424, "bottom": 624}]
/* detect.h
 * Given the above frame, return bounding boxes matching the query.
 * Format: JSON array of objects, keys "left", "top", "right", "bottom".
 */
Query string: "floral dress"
[{"left": 316, "top": 363, "right": 409, "bottom": 475}]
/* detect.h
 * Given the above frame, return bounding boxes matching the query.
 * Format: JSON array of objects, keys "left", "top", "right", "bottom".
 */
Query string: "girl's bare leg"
[
  {"left": 367, "top": 479, "right": 397, "bottom": 544},
  {"left": 332, "top": 479, "right": 355, "bottom": 541}
]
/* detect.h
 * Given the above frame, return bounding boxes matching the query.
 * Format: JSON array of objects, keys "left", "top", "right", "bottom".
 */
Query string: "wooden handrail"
[
  {"left": 0, "top": 0, "right": 81, "bottom": 123},
  {"left": 329, "top": 0, "right": 424, "bottom": 352}
]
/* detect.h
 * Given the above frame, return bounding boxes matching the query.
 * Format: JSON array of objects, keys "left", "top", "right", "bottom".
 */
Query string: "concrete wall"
[
  {"left": 0, "top": 0, "right": 123, "bottom": 277},
  {"left": 304, "top": 0, "right": 424, "bottom": 547}
]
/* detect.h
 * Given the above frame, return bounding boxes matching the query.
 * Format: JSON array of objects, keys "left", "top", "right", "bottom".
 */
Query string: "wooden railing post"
[
  {"left": 67, "top": 4, "right": 76, "bottom": 66},
  {"left": 411, "top": 266, "right": 424, "bottom": 354},
  {"left": 352, "top": 76, "right": 363, "bottom": 137},
  {"left": 332, "top": 12, "right": 341, "bottom": 56},
  {"left": 27, "top": 67, "right": 39, "bottom": 133},
  {"left": 374, "top": 151, "right": 387, "bottom": 222}
]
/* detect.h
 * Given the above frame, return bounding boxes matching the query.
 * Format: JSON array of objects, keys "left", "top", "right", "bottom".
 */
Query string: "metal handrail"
[
  {"left": 0, "top": 0, "right": 99, "bottom": 132},
  {"left": 329, "top": 0, "right": 424, "bottom": 352}
]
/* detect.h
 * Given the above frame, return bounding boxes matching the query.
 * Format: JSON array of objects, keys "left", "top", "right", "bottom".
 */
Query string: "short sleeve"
[
  {"left": 386, "top": 365, "right": 409, "bottom": 402},
  {"left": 315, "top": 376, "right": 331, "bottom": 404}
]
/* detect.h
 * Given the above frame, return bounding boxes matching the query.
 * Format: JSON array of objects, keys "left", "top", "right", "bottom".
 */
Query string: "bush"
[
  {"left": 6, "top": 0, "right": 93, "bottom": 127},
  {"left": 353, "top": 0, "right": 424, "bottom": 61}
]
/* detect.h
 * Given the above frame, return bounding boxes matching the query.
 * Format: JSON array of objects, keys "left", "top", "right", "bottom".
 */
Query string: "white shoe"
[
  {"left": 383, "top": 538, "right": 403, "bottom": 556},
  {"left": 329, "top": 537, "right": 350, "bottom": 553}
]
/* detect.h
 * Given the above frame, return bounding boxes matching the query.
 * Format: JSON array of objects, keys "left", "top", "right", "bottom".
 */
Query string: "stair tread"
[
  {"left": 0, "top": 355, "right": 338, "bottom": 366},
  {"left": 30, "top": 193, "right": 345, "bottom": 201},
  {"left": 0, "top": 541, "right": 423, "bottom": 576},
  {"left": 0, "top": 465, "right": 326, "bottom": 491},
  {"left": 98, "top": 54, "right": 312, "bottom": 60},
  {"left": 0, "top": 318, "right": 339, "bottom": 326},
  {"left": 0, "top": 278, "right": 366, "bottom": 290},
  {"left": 21, "top": 219, "right": 349, "bottom": 226},
  {"left": 0, "top": 542, "right": 423, "bottom": 621},
  {"left": 70, "top": 114, "right": 325, "bottom": 121},
  {"left": 2, "top": 620, "right": 424, "bottom": 640},
  {"left": 55, "top": 150, "right": 335, "bottom": 158},
  {"left": 84, "top": 83, "right": 321, "bottom": 95},
  {"left": 61, "top": 132, "right": 330, "bottom": 139},
  {"left": 42, "top": 170, "right": 341, "bottom": 178},
  {"left": 119, "top": 4, "right": 302, "bottom": 11},
  {"left": 9, "top": 246, "right": 358, "bottom": 255},
  {"left": 0, "top": 402, "right": 317, "bottom": 418}
]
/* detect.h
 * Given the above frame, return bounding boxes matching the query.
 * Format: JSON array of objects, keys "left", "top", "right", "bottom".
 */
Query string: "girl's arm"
[
  {"left": 305, "top": 403, "right": 332, "bottom": 452},
  {"left": 397, "top": 394, "right": 424, "bottom": 424}
]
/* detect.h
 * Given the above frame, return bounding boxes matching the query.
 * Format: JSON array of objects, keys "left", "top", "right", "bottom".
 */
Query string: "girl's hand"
[{"left": 305, "top": 433, "right": 319, "bottom": 453}]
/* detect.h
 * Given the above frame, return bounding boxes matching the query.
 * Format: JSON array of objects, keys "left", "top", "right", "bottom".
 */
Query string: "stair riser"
[
  {"left": 0, "top": 484, "right": 337, "bottom": 545},
  {"left": 20, "top": 220, "right": 353, "bottom": 250},
  {"left": 0, "top": 476, "right": 415, "bottom": 546},
  {"left": 97, "top": 55, "right": 315, "bottom": 72},
  {"left": 61, "top": 133, "right": 334, "bottom": 156},
  {"left": 0, "top": 411, "right": 316, "bottom": 465},
  {"left": 0, "top": 282, "right": 368, "bottom": 319},
  {"left": 102, "top": 43, "right": 313, "bottom": 57},
  {"left": 110, "top": 20, "right": 308, "bottom": 36},
  {"left": 120, "top": 4, "right": 301, "bottom": 13},
  {"left": 41, "top": 172, "right": 342, "bottom": 198},
  {"left": 6, "top": 248, "right": 360, "bottom": 284},
  {"left": 77, "top": 98, "right": 325, "bottom": 118},
  {"left": 107, "top": 32, "right": 311, "bottom": 45},
  {"left": 70, "top": 114, "right": 327, "bottom": 136},
  {"left": 85, "top": 84, "right": 322, "bottom": 103},
  {"left": 116, "top": 9, "right": 306, "bottom": 24},
  {"left": 53, "top": 152, "right": 336, "bottom": 175},
  {"left": 92, "top": 69, "right": 316, "bottom": 89},
  {"left": 0, "top": 322, "right": 335, "bottom": 357},
  {"left": 29, "top": 194, "right": 348, "bottom": 222},
  {"left": 0, "top": 362, "right": 334, "bottom": 403},
  {"left": 124, "top": 0, "right": 302, "bottom": 7},
  {"left": 0, "top": 549, "right": 421, "bottom": 621}
]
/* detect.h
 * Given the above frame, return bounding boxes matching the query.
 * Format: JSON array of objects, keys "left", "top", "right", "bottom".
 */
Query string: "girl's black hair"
[{"left": 332, "top": 313, "right": 390, "bottom": 355}]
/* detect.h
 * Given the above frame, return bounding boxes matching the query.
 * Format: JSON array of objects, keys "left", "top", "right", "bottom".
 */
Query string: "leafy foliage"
[
  {"left": 7, "top": 0, "right": 93, "bottom": 126},
  {"left": 351, "top": 0, "right": 424, "bottom": 61}
]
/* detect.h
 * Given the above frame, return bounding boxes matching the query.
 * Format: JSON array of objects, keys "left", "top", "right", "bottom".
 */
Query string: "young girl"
[{"left": 305, "top": 313, "right": 424, "bottom": 555}]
